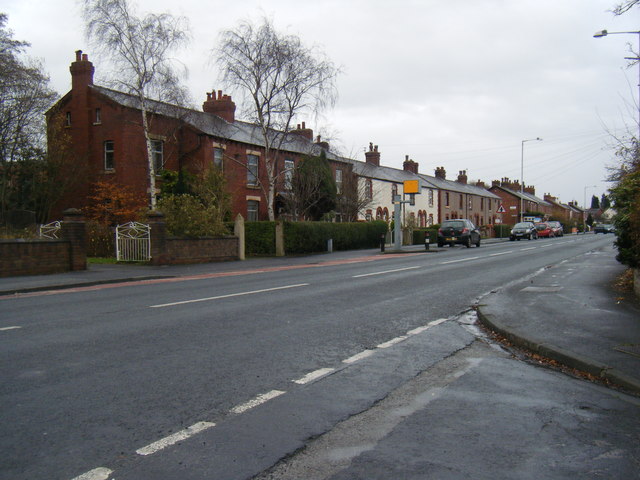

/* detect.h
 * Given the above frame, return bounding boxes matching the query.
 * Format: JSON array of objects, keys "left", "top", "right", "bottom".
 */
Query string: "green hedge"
[
  {"left": 285, "top": 221, "right": 388, "bottom": 254},
  {"left": 493, "top": 224, "right": 512, "bottom": 238},
  {"left": 412, "top": 228, "right": 439, "bottom": 245},
  {"left": 245, "top": 221, "right": 277, "bottom": 256},
  {"left": 244, "top": 220, "right": 389, "bottom": 256}
]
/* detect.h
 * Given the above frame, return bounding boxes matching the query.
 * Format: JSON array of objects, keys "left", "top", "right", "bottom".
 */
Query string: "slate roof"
[
  {"left": 91, "top": 85, "right": 328, "bottom": 158},
  {"left": 490, "top": 184, "right": 552, "bottom": 207}
]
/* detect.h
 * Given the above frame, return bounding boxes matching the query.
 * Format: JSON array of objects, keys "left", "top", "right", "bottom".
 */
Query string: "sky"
[{"left": 3, "top": 0, "right": 639, "bottom": 206}]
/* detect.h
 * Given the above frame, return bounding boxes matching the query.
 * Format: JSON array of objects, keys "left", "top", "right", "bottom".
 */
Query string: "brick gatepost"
[
  {"left": 61, "top": 208, "right": 87, "bottom": 271},
  {"left": 147, "top": 211, "right": 167, "bottom": 265}
]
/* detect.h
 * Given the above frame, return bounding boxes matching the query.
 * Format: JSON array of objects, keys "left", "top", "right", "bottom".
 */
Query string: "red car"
[{"left": 535, "top": 222, "right": 555, "bottom": 238}]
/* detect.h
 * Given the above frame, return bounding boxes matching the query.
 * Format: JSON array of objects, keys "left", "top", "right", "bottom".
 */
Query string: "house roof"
[
  {"left": 90, "top": 85, "right": 328, "bottom": 158},
  {"left": 420, "top": 175, "right": 501, "bottom": 200},
  {"left": 490, "top": 184, "right": 552, "bottom": 207}
]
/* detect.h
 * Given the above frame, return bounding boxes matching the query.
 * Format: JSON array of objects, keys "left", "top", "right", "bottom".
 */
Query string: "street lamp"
[
  {"left": 520, "top": 137, "right": 542, "bottom": 222},
  {"left": 584, "top": 184, "right": 597, "bottom": 233},
  {"left": 594, "top": 29, "right": 640, "bottom": 140}
]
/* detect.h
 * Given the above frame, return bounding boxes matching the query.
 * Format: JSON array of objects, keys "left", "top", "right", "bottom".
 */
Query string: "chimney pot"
[{"left": 75, "top": 50, "right": 82, "bottom": 61}]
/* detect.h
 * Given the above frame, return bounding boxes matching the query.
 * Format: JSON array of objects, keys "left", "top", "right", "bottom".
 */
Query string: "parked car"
[
  {"left": 547, "top": 221, "right": 564, "bottom": 237},
  {"left": 593, "top": 224, "right": 615, "bottom": 234},
  {"left": 509, "top": 222, "right": 538, "bottom": 241},
  {"left": 535, "top": 222, "right": 554, "bottom": 238},
  {"left": 437, "top": 219, "right": 481, "bottom": 248}
]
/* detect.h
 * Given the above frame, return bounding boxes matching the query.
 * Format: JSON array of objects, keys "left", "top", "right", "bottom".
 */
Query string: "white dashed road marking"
[
  {"left": 150, "top": 284, "right": 309, "bottom": 308},
  {"left": 352, "top": 266, "right": 420, "bottom": 278},
  {"left": 293, "top": 368, "right": 335, "bottom": 385},
  {"left": 70, "top": 467, "right": 113, "bottom": 480},
  {"left": 0, "top": 326, "right": 21, "bottom": 331},
  {"left": 231, "top": 390, "right": 286, "bottom": 414},
  {"left": 136, "top": 421, "right": 216, "bottom": 456}
]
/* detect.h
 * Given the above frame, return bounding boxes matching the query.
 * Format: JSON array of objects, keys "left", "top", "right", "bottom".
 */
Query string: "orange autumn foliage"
[{"left": 85, "top": 181, "right": 147, "bottom": 225}]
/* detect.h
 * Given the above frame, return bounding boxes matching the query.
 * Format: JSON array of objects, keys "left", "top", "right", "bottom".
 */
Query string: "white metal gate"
[
  {"left": 39, "top": 221, "right": 61, "bottom": 239},
  {"left": 116, "top": 222, "right": 151, "bottom": 262}
]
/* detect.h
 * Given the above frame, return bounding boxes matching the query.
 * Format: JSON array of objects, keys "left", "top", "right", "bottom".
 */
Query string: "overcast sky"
[{"left": 4, "top": 0, "right": 639, "bottom": 206}]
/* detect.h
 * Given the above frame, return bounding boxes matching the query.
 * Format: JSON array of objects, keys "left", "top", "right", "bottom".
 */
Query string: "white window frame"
[
  {"left": 247, "top": 154, "right": 259, "bottom": 186},
  {"left": 104, "top": 140, "right": 114, "bottom": 170}
]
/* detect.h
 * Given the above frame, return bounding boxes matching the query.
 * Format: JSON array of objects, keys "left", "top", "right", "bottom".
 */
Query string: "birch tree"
[
  {"left": 82, "top": 0, "right": 190, "bottom": 209},
  {"left": 215, "top": 17, "right": 339, "bottom": 220}
]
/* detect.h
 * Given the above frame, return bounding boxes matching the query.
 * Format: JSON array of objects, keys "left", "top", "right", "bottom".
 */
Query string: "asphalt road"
[{"left": 0, "top": 234, "right": 629, "bottom": 479}]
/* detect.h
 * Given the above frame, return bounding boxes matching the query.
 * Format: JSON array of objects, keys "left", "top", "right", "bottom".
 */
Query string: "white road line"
[
  {"left": 352, "top": 266, "right": 420, "bottom": 278},
  {"left": 293, "top": 368, "right": 335, "bottom": 385},
  {"left": 231, "top": 390, "right": 286, "bottom": 414},
  {"left": 136, "top": 421, "right": 215, "bottom": 456},
  {"left": 428, "top": 318, "right": 448, "bottom": 327},
  {"left": 539, "top": 243, "right": 554, "bottom": 248},
  {"left": 0, "top": 326, "right": 21, "bottom": 331},
  {"left": 70, "top": 467, "right": 113, "bottom": 480},
  {"left": 342, "top": 349, "right": 375, "bottom": 364},
  {"left": 377, "top": 336, "right": 408, "bottom": 348},
  {"left": 407, "top": 325, "right": 430, "bottom": 335},
  {"left": 520, "top": 247, "right": 537, "bottom": 251},
  {"left": 440, "top": 256, "right": 479, "bottom": 265},
  {"left": 150, "top": 283, "right": 309, "bottom": 308},
  {"left": 489, "top": 251, "right": 513, "bottom": 257}
]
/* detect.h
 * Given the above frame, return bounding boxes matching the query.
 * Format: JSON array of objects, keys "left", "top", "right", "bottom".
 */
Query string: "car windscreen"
[
  {"left": 513, "top": 223, "right": 530, "bottom": 228},
  {"left": 442, "top": 221, "right": 465, "bottom": 228}
]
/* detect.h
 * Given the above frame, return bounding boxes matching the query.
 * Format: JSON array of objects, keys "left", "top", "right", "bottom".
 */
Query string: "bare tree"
[
  {"left": 336, "top": 168, "right": 374, "bottom": 222},
  {"left": 612, "top": 0, "right": 639, "bottom": 15},
  {"left": 82, "top": 0, "right": 190, "bottom": 209},
  {"left": 215, "top": 17, "right": 339, "bottom": 220}
]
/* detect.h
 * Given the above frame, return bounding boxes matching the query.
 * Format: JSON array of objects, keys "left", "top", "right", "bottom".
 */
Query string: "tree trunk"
[{"left": 140, "top": 106, "right": 157, "bottom": 209}]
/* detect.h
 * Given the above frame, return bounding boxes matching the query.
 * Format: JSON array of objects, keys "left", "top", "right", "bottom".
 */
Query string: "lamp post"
[
  {"left": 594, "top": 29, "right": 640, "bottom": 140},
  {"left": 520, "top": 137, "right": 542, "bottom": 222},
  {"left": 584, "top": 184, "right": 597, "bottom": 233}
]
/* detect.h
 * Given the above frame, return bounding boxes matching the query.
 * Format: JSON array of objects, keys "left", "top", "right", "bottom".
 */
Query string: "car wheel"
[
  {"left": 528, "top": 234, "right": 532, "bottom": 240},
  {"left": 437, "top": 242, "right": 444, "bottom": 248},
  {"left": 465, "top": 237, "right": 471, "bottom": 248},
  {"left": 476, "top": 238, "right": 481, "bottom": 247}
]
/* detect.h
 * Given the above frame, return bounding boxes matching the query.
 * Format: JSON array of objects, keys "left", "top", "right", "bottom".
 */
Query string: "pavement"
[{"left": 1, "top": 237, "right": 638, "bottom": 397}]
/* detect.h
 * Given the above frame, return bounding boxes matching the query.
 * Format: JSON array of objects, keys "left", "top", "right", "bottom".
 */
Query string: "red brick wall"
[{"left": 0, "top": 240, "right": 71, "bottom": 277}]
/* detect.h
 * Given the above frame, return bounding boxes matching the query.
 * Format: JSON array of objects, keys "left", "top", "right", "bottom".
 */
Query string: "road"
[{"left": 1, "top": 234, "right": 636, "bottom": 479}]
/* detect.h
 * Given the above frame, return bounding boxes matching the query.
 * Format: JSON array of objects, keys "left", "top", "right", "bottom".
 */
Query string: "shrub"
[
  {"left": 493, "top": 224, "right": 512, "bottom": 238},
  {"left": 157, "top": 194, "right": 227, "bottom": 238},
  {"left": 245, "top": 221, "right": 276, "bottom": 256},
  {"left": 86, "top": 221, "right": 115, "bottom": 257}
]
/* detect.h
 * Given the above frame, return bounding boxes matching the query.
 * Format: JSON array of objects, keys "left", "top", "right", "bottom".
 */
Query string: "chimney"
[
  {"left": 544, "top": 193, "right": 556, "bottom": 202},
  {"left": 315, "top": 134, "right": 329, "bottom": 151},
  {"left": 69, "top": 50, "right": 95, "bottom": 90},
  {"left": 475, "top": 180, "right": 485, "bottom": 188},
  {"left": 457, "top": 170, "right": 468, "bottom": 184},
  {"left": 492, "top": 180, "right": 500, "bottom": 187},
  {"left": 524, "top": 185, "right": 535, "bottom": 195},
  {"left": 435, "top": 166, "right": 446, "bottom": 179},
  {"left": 403, "top": 155, "right": 419, "bottom": 174},
  {"left": 291, "top": 121, "right": 314, "bottom": 141},
  {"left": 203, "top": 90, "right": 236, "bottom": 122},
  {"left": 365, "top": 142, "right": 381, "bottom": 166}
]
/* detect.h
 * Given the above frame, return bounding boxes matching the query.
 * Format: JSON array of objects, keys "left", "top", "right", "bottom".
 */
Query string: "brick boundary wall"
[
  {"left": 0, "top": 208, "right": 87, "bottom": 277},
  {"left": 147, "top": 211, "right": 239, "bottom": 265}
]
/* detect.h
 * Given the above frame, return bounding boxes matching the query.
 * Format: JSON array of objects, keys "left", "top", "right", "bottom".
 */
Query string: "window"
[
  {"left": 65, "top": 112, "right": 71, "bottom": 127},
  {"left": 94, "top": 108, "right": 101, "bottom": 124},
  {"left": 335, "top": 168, "right": 343, "bottom": 194},
  {"left": 428, "top": 214, "right": 434, "bottom": 226},
  {"left": 468, "top": 196, "right": 473, "bottom": 210},
  {"left": 428, "top": 189, "right": 434, "bottom": 207},
  {"left": 151, "top": 140, "right": 164, "bottom": 172},
  {"left": 365, "top": 179, "right": 373, "bottom": 200},
  {"left": 247, "top": 200, "right": 259, "bottom": 221},
  {"left": 392, "top": 183, "right": 398, "bottom": 201},
  {"left": 459, "top": 194, "right": 463, "bottom": 209},
  {"left": 213, "top": 147, "right": 224, "bottom": 169},
  {"left": 284, "top": 159, "right": 295, "bottom": 190},
  {"left": 445, "top": 192, "right": 450, "bottom": 207},
  {"left": 104, "top": 140, "right": 114, "bottom": 170},
  {"left": 480, "top": 197, "right": 484, "bottom": 210},
  {"left": 247, "top": 154, "right": 259, "bottom": 185}
]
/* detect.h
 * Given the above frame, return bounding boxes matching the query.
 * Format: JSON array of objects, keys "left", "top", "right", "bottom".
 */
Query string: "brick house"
[
  {"left": 489, "top": 178, "right": 552, "bottom": 224},
  {"left": 422, "top": 167, "right": 501, "bottom": 226},
  {"left": 343, "top": 145, "right": 438, "bottom": 226},
  {"left": 46, "top": 51, "right": 350, "bottom": 222}
]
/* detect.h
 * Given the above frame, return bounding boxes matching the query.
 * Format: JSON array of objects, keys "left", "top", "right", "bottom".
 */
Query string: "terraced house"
[{"left": 46, "top": 51, "right": 352, "bottom": 222}]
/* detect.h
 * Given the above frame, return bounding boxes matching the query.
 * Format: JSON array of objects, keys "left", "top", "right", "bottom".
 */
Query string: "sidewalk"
[{"left": 476, "top": 242, "right": 640, "bottom": 395}]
